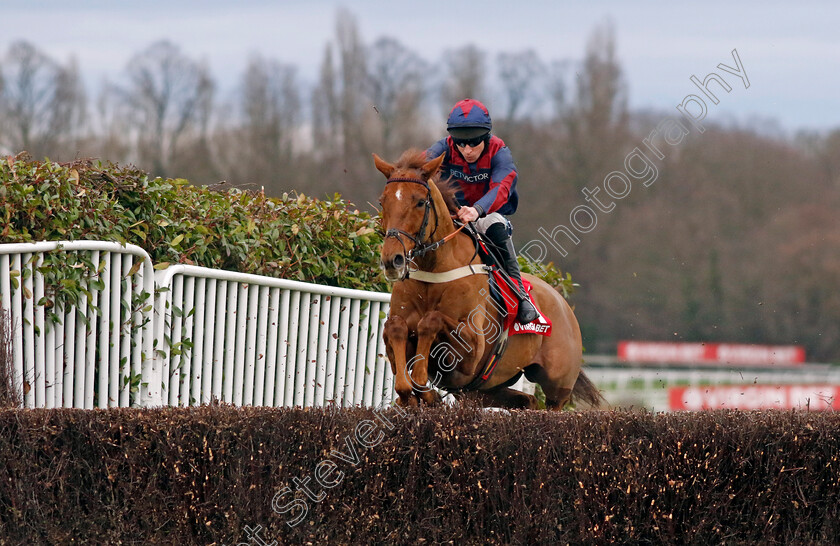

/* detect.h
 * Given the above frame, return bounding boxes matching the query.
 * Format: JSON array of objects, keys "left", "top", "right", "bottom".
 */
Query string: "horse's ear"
[
  {"left": 372, "top": 153, "right": 394, "bottom": 178},
  {"left": 421, "top": 153, "right": 445, "bottom": 180}
]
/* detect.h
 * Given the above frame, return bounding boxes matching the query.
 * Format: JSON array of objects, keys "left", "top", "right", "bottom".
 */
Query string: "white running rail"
[
  {"left": 0, "top": 241, "right": 155, "bottom": 408},
  {"left": 153, "top": 265, "right": 394, "bottom": 408},
  {"left": 0, "top": 241, "right": 395, "bottom": 409}
]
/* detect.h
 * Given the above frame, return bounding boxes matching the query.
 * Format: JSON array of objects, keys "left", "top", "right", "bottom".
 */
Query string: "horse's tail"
[{"left": 571, "top": 370, "right": 606, "bottom": 409}]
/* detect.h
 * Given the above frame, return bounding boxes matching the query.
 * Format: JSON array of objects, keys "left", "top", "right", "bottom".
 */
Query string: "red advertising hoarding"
[
  {"left": 617, "top": 341, "right": 805, "bottom": 367},
  {"left": 670, "top": 385, "right": 840, "bottom": 411}
]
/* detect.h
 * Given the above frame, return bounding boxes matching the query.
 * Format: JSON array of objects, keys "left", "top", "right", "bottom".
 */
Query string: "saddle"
[{"left": 463, "top": 223, "right": 552, "bottom": 338}]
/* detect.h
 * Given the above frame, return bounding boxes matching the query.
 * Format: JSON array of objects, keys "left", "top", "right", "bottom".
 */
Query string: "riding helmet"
[{"left": 447, "top": 98, "right": 492, "bottom": 140}]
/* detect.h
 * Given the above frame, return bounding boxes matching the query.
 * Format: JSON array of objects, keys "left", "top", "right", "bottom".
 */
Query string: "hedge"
[
  {"left": 1, "top": 406, "right": 838, "bottom": 544},
  {"left": 0, "top": 154, "right": 386, "bottom": 292}
]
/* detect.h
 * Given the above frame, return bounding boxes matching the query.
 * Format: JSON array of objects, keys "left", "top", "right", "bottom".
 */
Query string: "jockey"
[{"left": 426, "top": 98, "right": 539, "bottom": 324}]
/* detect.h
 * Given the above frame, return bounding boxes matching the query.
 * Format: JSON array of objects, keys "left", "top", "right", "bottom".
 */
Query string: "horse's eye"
[{"left": 417, "top": 199, "right": 426, "bottom": 208}]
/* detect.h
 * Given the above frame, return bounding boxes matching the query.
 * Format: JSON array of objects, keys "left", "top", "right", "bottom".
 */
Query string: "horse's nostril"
[{"left": 393, "top": 254, "right": 405, "bottom": 268}]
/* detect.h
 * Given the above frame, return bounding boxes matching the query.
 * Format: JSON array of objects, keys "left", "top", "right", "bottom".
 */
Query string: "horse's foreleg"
[
  {"left": 412, "top": 311, "right": 453, "bottom": 405},
  {"left": 384, "top": 315, "right": 417, "bottom": 407},
  {"left": 415, "top": 311, "right": 485, "bottom": 391}
]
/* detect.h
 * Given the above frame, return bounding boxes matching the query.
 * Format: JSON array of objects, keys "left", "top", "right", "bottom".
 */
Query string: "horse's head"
[{"left": 373, "top": 149, "right": 446, "bottom": 282}]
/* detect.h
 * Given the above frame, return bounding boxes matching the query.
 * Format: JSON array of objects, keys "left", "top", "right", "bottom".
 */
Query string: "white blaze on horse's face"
[{"left": 395, "top": 189, "right": 402, "bottom": 201}]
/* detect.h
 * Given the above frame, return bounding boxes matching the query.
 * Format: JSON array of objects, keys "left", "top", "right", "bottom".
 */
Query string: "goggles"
[{"left": 453, "top": 136, "right": 487, "bottom": 149}]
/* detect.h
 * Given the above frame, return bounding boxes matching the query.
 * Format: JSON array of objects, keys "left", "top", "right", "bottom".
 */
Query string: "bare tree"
[
  {"left": 233, "top": 55, "right": 301, "bottom": 190},
  {"left": 311, "top": 45, "right": 341, "bottom": 157},
  {"left": 546, "top": 59, "right": 571, "bottom": 120},
  {"left": 563, "top": 21, "right": 630, "bottom": 191},
  {"left": 497, "top": 49, "right": 544, "bottom": 121},
  {"left": 440, "top": 45, "right": 486, "bottom": 111},
  {"left": 575, "top": 22, "right": 627, "bottom": 132},
  {"left": 0, "top": 40, "right": 86, "bottom": 159},
  {"left": 311, "top": 9, "right": 368, "bottom": 154},
  {"left": 116, "top": 40, "right": 214, "bottom": 177},
  {"left": 367, "top": 37, "right": 429, "bottom": 157},
  {"left": 336, "top": 8, "right": 368, "bottom": 166},
  {"left": 90, "top": 79, "right": 133, "bottom": 163},
  {"left": 310, "top": 8, "right": 374, "bottom": 204}
]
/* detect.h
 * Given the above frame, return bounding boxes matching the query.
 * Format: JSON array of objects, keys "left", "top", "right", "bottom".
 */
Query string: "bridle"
[
  {"left": 382, "top": 176, "right": 467, "bottom": 276},
  {"left": 383, "top": 176, "right": 437, "bottom": 262}
]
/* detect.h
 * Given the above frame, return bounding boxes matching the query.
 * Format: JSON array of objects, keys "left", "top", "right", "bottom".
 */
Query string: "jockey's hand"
[{"left": 456, "top": 206, "right": 480, "bottom": 223}]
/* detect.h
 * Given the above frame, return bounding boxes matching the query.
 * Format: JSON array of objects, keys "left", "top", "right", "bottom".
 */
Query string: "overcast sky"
[{"left": 4, "top": 0, "right": 839, "bottom": 133}]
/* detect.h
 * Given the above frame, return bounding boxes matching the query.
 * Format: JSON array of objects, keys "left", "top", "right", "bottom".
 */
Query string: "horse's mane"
[{"left": 393, "top": 148, "right": 460, "bottom": 215}]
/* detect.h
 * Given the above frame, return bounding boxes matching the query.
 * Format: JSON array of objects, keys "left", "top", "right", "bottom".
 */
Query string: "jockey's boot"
[{"left": 486, "top": 223, "right": 539, "bottom": 324}]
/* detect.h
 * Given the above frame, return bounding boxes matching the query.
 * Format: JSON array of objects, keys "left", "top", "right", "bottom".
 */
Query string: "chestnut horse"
[{"left": 374, "top": 149, "right": 603, "bottom": 410}]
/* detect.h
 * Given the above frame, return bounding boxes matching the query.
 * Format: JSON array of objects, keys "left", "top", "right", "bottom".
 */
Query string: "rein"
[{"left": 414, "top": 221, "right": 468, "bottom": 257}]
